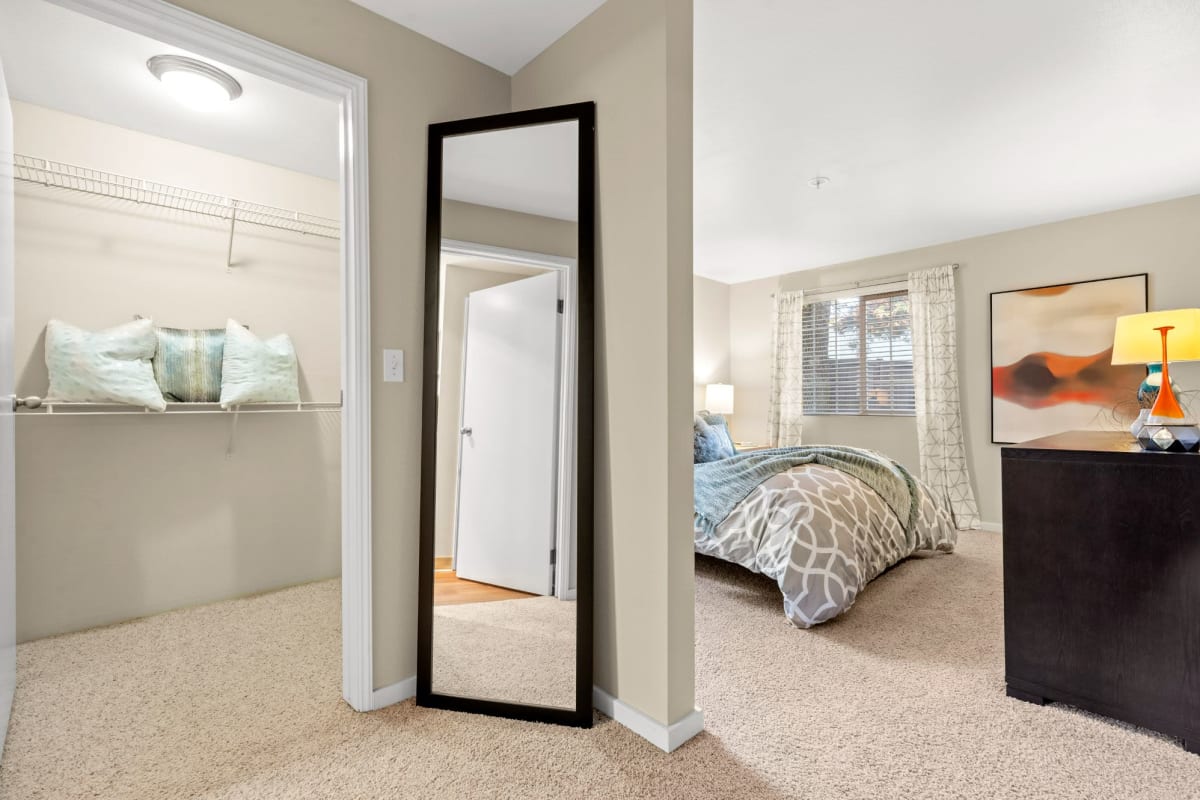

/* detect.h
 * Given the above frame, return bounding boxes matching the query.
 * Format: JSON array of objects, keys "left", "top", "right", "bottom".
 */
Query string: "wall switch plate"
[{"left": 383, "top": 349, "right": 404, "bottom": 382}]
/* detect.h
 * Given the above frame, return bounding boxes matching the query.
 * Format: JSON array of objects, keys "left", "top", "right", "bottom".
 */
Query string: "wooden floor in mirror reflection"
[{"left": 433, "top": 563, "right": 538, "bottom": 606}]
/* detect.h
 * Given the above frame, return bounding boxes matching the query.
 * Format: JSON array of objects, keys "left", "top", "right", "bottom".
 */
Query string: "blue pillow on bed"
[{"left": 694, "top": 412, "right": 737, "bottom": 463}]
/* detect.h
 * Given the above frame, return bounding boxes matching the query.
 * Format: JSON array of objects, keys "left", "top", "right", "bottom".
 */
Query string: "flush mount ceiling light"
[{"left": 147, "top": 55, "right": 242, "bottom": 112}]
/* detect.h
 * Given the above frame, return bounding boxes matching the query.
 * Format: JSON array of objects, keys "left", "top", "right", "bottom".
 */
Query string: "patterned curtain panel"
[
  {"left": 908, "top": 265, "right": 980, "bottom": 529},
  {"left": 768, "top": 289, "right": 804, "bottom": 447}
]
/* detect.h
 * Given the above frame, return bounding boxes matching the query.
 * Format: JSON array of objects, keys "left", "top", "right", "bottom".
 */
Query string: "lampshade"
[
  {"left": 705, "top": 383, "right": 734, "bottom": 415},
  {"left": 1111, "top": 309, "right": 1200, "bottom": 365}
]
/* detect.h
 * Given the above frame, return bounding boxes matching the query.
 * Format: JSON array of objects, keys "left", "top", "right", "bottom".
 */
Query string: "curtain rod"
[{"left": 771, "top": 263, "right": 959, "bottom": 299}]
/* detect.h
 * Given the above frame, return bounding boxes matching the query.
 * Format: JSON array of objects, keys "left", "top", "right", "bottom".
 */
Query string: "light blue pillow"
[
  {"left": 219, "top": 319, "right": 301, "bottom": 408},
  {"left": 694, "top": 413, "right": 737, "bottom": 463},
  {"left": 44, "top": 318, "right": 166, "bottom": 411}
]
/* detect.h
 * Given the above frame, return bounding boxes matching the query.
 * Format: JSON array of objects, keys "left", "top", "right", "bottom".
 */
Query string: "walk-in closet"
[{"left": 3, "top": 1, "right": 343, "bottom": 642}]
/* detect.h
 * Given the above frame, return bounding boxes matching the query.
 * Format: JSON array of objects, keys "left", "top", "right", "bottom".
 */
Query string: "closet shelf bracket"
[
  {"left": 226, "top": 201, "right": 238, "bottom": 272},
  {"left": 226, "top": 408, "right": 240, "bottom": 459}
]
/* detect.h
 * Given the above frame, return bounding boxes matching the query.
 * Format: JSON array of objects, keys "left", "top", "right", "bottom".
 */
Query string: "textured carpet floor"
[
  {"left": 1, "top": 531, "right": 1198, "bottom": 799},
  {"left": 432, "top": 596, "right": 575, "bottom": 707}
]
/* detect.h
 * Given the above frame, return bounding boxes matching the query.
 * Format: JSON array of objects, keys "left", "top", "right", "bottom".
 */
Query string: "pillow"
[
  {"left": 153, "top": 326, "right": 225, "bottom": 402},
  {"left": 44, "top": 318, "right": 166, "bottom": 411},
  {"left": 694, "top": 413, "right": 737, "bottom": 463},
  {"left": 219, "top": 319, "right": 300, "bottom": 408},
  {"left": 701, "top": 411, "right": 737, "bottom": 458}
]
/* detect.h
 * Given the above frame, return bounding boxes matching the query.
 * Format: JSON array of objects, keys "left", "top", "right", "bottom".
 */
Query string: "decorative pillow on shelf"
[
  {"left": 219, "top": 319, "right": 301, "bottom": 408},
  {"left": 44, "top": 318, "right": 166, "bottom": 411},
  {"left": 152, "top": 326, "right": 225, "bottom": 403},
  {"left": 694, "top": 412, "right": 737, "bottom": 463}
]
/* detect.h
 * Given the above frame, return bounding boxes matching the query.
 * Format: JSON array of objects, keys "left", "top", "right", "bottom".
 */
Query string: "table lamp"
[
  {"left": 704, "top": 383, "right": 734, "bottom": 415},
  {"left": 1111, "top": 309, "right": 1200, "bottom": 451}
]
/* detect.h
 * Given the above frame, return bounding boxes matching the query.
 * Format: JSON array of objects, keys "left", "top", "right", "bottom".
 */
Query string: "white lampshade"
[
  {"left": 705, "top": 383, "right": 734, "bottom": 415},
  {"left": 1111, "top": 309, "right": 1200, "bottom": 364}
]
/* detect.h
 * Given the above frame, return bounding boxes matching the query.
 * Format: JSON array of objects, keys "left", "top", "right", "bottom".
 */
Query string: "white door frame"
[
  {"left": 441, "top": 239, "right": 577, "bottom": 600},
  {"left": 46, "top": 0, "right": 376, "bottom": 711}
]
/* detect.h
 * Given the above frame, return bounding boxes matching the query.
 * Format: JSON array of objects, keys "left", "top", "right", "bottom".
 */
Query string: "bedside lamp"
[
  {"left": 704, "top": 383, "right": 734, "bottom": 415},
  {"left": 1112, "top": 309, "right": 1200, "bottom": 452}
]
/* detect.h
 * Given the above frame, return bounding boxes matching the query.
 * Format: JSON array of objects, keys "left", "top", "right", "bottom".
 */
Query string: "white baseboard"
[
  {"left": 979, "top": 521, "right": 1003, "bottom": 533},
  {"left": 368, "top": 679, "right": 704, "bottom": 752},
  {"left": 369, "top": 676, "right": 416, "bottom": 710},
  {"left": 592, "top": 687, "right": 704, "bottom": 753}
]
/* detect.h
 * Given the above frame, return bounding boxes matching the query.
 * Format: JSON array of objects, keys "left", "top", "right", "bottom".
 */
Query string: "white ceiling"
[
  {"left": 444, "top": 122, "right": 579, "bottom": 221},
  {"left": 349, "top": 0, "right": 606, "bottom": 75},
  {"left": 0, "top": 0, "right": 340, "bottom": 180},
  {"left": 694, "top": 0, "right": 1200, "bottom": 283}
]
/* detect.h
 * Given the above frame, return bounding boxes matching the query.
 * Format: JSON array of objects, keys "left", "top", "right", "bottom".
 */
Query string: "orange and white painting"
[{"left": 990, "top": 274, "right": 1147, "bottom": 444}]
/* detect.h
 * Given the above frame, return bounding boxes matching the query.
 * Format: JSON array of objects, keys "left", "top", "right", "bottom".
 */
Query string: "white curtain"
[
  {"left": 908, "top": 265, "right": 980, "bottom": 529},
  {"left": 768, "top": 289, "right": 804, "bottom": 447}
]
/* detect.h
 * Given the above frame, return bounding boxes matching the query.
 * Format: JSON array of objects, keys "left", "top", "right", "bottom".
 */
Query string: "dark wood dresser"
[{"left": 1001, "top": 430, "right": 1200, "bottom": 754}]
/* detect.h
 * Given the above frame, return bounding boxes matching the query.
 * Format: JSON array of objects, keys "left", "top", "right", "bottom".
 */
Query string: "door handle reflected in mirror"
[{"left": 460, "top": 426, "right": 473, "bottom": 436}]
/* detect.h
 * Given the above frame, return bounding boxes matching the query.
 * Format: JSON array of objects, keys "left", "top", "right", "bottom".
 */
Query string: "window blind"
[{"left": 801, "top": 289, "right": 914, "bottom": 416}]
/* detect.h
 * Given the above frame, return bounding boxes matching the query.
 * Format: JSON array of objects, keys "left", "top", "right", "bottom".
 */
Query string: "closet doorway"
[{"left": 0, "top": 0, "right": 374, "bottom": 756}]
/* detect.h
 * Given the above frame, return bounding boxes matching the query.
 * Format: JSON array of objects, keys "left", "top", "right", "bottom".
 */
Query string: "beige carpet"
[
  {"left": 432, "top": 596, "right": 575, "bottom": 707},
  {"left": 1, "top": 532, "right": 1198, "bottom": 799}
]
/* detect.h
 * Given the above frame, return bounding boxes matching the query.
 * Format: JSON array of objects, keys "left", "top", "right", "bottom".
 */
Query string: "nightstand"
[{"left": 1001, "top": 430, "right": 1200, "bottom": 754}]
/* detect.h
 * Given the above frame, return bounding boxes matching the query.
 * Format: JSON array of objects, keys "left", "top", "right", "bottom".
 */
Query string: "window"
[{"left": 801, "top": 290, "right": 914, "bottom": 415}]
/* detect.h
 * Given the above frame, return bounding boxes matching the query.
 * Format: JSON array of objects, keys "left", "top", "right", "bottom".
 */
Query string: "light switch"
[{"left": 383, "top": 349, "right": 404, "bottom": 382}]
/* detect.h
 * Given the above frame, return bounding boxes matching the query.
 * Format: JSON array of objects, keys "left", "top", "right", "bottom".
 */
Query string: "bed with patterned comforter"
[{"left": 693, "top": 448, "right": 956, "bottom": 628}]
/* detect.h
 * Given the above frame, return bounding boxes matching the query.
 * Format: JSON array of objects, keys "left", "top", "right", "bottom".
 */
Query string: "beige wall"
[
  {"left": 12, "top": 102, "right": 342, "bottom": 641},
  {"left": 512, "top": 0, "right": 697, "bottom": 727},
  {"left": 166, "top": 0, "right": 511, "bottom": 689},
  {"left": 692, "top": 275, "right": 729, "bottom": 411},
  {"left": 443, "top": 200, "right": 577, "bottom": 259},
  {"left": 727, "top": 276, "right": 777, "bottom": 447},
  {"left": 726, "top": 194, "right": 1200, "bottom": 525}
]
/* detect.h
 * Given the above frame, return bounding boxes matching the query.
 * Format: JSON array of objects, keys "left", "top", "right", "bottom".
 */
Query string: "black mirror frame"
[{"left": 417, "top": 102, "right": 596, "bottom": 728}]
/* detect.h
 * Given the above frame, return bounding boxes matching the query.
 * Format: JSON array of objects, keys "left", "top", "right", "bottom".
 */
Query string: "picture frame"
[{"left": 989, "top": 273, "right": 1148, "bottom": 445}]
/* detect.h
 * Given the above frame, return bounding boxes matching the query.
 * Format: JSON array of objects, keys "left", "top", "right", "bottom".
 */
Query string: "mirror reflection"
[{"left": 431, "top": 120, "right": 579, "bottom": 709}]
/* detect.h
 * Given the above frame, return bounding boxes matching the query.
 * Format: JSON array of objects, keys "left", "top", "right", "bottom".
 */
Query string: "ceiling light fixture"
[
  {"left": 147, "top": 55, "right": 242, "bottom": 112},
  {"left": 808, "top": 176, "right": 831, "bottom": 190}
]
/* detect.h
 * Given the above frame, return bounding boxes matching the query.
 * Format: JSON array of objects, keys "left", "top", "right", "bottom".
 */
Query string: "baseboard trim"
[
  {"left": 979, "top": 521, "right": 1003, "bottom": 533},
  {"left": 592, "top": 687, "right": 704, "bottom": 752},
  {"left": 369, "top": 676, "right": 416, "bottom": 710}
]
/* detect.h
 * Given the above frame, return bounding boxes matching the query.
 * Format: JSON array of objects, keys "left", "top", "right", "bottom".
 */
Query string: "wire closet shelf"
[
  {"left": 12, "top": 154, "right": 341, "bottom": 240},
  {"left": 14, "top": 400, "right": 343, "bottom": 416}
]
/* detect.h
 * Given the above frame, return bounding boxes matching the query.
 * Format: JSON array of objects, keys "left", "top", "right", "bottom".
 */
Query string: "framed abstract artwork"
[{"left": 990, "top": 273, "right": 1148, "bottom": 444}]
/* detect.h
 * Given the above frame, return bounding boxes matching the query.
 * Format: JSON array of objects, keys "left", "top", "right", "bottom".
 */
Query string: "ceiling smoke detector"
[
  {"left": 147, "top": 55, "right": 243, "bottom": 112},
  {"left": 808, "top": 176, "right": 831, "bottom": 190}
]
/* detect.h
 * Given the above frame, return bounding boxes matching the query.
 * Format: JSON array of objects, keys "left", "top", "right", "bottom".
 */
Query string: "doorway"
[{"left": 0, "top": 0, "right": 374, "bottom": 764}]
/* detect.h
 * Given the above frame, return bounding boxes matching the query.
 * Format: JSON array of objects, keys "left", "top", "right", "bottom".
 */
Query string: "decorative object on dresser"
[
  {"left": 990, "top": 273, "right": 1147, "bottom": 444},
  {"left": 1001, "top": 431, "right": 1200, "bottom": 755},
  {"left": 1111, "top": 308, "right": 1200, "bottom": 452}
]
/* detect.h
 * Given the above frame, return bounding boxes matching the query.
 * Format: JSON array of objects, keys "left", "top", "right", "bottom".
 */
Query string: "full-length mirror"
[{"left": 418, "top": 104, "right": 594, "bottom": 727}]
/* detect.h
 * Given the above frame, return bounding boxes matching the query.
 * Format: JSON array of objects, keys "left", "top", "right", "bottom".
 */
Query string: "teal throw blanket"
[{"left": 694, "top": 446, "right": 919, "bottom": 536}]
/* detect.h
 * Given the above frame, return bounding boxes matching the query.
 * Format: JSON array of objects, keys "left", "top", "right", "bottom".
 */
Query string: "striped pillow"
[{"left": 152, "top": 326, "right": 225, "bottom": 402}]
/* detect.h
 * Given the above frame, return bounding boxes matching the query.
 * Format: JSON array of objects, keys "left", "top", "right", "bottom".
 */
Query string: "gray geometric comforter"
[{"left": 694, "top": 463, "right": 957, "bottom": 628}]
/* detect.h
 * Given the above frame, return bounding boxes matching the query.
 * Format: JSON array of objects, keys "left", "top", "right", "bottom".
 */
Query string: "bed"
[{"left": 693, "top": 443, "right": 957, "bottom": 628}]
